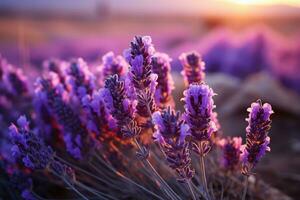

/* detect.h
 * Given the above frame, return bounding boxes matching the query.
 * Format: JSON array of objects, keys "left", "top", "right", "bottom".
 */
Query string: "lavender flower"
[
  {"left": 152, "top": 107, "right": 194, "bottom": 182},
  {"left": 151, "top": 52, "right": 175, "bottom": 109},
  {"left": 43, "top": 59, "right": 67, "bottom": 88},
  {"left": 183, "top": 83, "right": 217, "bottom": 155},
  {"left": 32, "top": 95, "right": 56, "bottom": 140},
  {"left": 124, "top": 36, "right": 157, "bottom": 118},
  {"left": 101, "top": 51, "right": 128, "bottom": 80},
  {"left": 219, "top": 137, "right": 242, "bottom": 171},
  {"left": 9, "top": 116, "right": 76, "bottom": 181},
  {"left": 9, "top": 172, "right": 36, "bottom": 200},
  {"left": 35, "top": 78, "right": 92, "bottom": 159},
  {"left": 81, "top": 91, "right": 116, "bottom": 137},
  {"left": 210, "top": 111, "right": 222, "bottom": 144},
  {"left": 100, "top": 74, "right": 136, "bottom": 133},
  {"left": 241, "top": 100, "right": 273, "bottom": 175},
  {"left": 4, "top": 68, "right": 28, "bottom": 96},
  {"left": 180, "top": 51, "right": 205, "bottom": 87},
  {"left": 124, "top": 35, "right": 155, "bottom": 90},
  {"left": 66, "top": 58, "right": 95, "bottom": 100},
  {"left": 9, "top": 115, "right": 53, "bottom": 169}
]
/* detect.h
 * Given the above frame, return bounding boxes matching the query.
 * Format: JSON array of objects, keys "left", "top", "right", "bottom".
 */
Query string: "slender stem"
[
  {"left": 157, "top": 142, "right": 167, "bottom": 158},
  {"left": 31, "top": 192, "right": 48, "bottom": 200},
  {"left": 75, "top": 181, "right": 114, "bottom": 200},
  {"left": 200, "top": 155, "right": 209, "bottom": 200},
  {"left": 55, "top": 156, "right": 117, "bottom": 188},
  {"left": 187, "top": 180, "right": 197, "bottom": 200},
  {"left": 63, "top": 178, "right": 89, "bottom": 200},
  {"left": 49, "top": 168, "right": 89, "bottom": 200},
  {"left": 93, "top": 153, "right": 164, "bottom": 200},
  {"left": 191, "top": 181, "right": 207, "bottom": 199},
  {"left": 134, "top": 138, "right": 181, "bottom": 200},
  {"left": 141, "top": 98, "right": 181, "bottom": 200},
  {"left": 242, "top": 176, "right": 249, "bottom": 200}
]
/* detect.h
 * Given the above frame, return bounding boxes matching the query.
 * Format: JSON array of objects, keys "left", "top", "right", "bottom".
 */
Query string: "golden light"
[
  {"left": 226, "top": 0, "right": 300, "bottom": 6},
  {"left": 232, "top": 0, "right": 254, "bottom": 4}
]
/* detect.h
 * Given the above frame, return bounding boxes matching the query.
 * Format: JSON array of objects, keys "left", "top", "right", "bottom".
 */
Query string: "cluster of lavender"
[
  {"left": 8, "top": 116, "right": 75, "bottom": 199},
  {"left": 0, "top": 36, "right": 274, "bottom": 200}
]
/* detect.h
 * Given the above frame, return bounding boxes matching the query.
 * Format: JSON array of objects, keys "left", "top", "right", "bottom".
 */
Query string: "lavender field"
[{"left": 0, "top": 1, "right": 300, "bottom": 200}]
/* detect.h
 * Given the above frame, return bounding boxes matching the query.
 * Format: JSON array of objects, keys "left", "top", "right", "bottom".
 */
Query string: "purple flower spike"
[
  {"left": 66, "top": 58, "right": 95, "bottom": 100},
  {"left": 183, "top": 83, "right": 216, "bottom": 156},
  {"left": 9, "top": 116, "right": 54, "bottom": 170},
  {"left": 241, "top": 100, "right": 273, "bottom": 175},
  {"left": 4, "top": 67, "right": 28, "bottom": 96},
  {"left": 124, "top": 35, "right": 155, "bottom": 90},
  {"left": 180, "top": 51, "right": 205, "bottom": 87},
  {"left": 43, "top": 59, "right": 67, "bottom": 88},
  {"left": 152, "top": 107, "right": 194, "bottom": 182},
  {"left": 151, "top": 52, "right": 175, "bottom": 109},
  {"left": 81, "top": 91, "right": 116, "bottom": 136},
  {"left": 219, "top": 137, "right": 242, "bottom": 171},
  {"left": 102, "top": 51, "right": 128, "bottom": 79},
  {"left": 124, "top": 36, "right": 158, "bottom": 118},
  {"left": 101, "top": 74, "right": 136, "bottom": 134}
]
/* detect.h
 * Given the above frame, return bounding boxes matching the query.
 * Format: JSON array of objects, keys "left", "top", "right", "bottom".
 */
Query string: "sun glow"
[
  {"left": 233, "top": 0, "right": 254, "bottom": 4},
  {"left": 226, "top": 0, "right": 300, "bottom": 6}
]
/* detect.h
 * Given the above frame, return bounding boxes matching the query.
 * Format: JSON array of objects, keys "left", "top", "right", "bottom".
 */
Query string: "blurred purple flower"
[
  {"left": 101, "top": 51, "right": 128, "bottom": 80},
  {"left": 21, "top": 189, "right": 36, "bottom": 200},
  {"left": 43, "top": 59, "right": 67, "bottom": 88},
  {"left": 9, "top": 115, "right": 54, "bottom": 170},
  {"left": 9, "top": 116, "right": 76, "bottom": 183},
  {"left": 66, "top": 58, "right": 95, "bottom": 101},
  {"left": 219, "top": 137, "right": 242, "bottom": 171},
  {"left": 35, "top": 78, "right": 92, "bottom": 159},
  {"left": 3, "top": 67, "right": 28, "bottom": 96},
  {"left": 81, "top": 91, "right": 116, "bottom": 136},
  {"left": 151, "top": 52, "right": 175, "bottom": 109},
  {"left": 9, "top": 172, "right": 35, "bottom": 200},
  {"left": 180, "top": 51, "right": 205, "bottom": 87}
]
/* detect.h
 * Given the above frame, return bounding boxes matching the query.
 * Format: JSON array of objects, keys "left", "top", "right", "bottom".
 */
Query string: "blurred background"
[{"left": 0, "top": 0, "right": 299, "bottom": 199}]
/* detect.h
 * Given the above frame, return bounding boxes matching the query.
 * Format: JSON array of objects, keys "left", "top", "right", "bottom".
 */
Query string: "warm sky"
[
  {"left": 223, "top": 0, "right": 300, "bottom": 6},
  {"left": 0, "top": 0, "right": 299, "bottom": 17}
]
